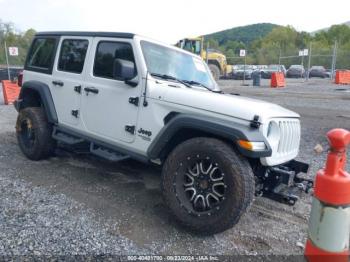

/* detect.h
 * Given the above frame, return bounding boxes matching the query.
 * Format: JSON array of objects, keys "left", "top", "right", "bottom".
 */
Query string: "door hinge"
[
  {"left": 125, "top": 125, "right": 135, "bottom": 134},
  {"left": 128, "top": 97, "right": 139, "bottom": 106},
  {"left": 74, "top": 85, "right": 82, "bottom": 94},
  {"left": 71, "top": 110, "right": 79, "bottom": 118}
]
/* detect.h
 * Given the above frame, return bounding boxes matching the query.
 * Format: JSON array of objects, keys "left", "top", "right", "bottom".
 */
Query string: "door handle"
[
  {"left": 84, "top": 87, "right": 99, "bottom": 94},
  {"left": 52, "top": 80, "right": 64, "bottom": 86}
]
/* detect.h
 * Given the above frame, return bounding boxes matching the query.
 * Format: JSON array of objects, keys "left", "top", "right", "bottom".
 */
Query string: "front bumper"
[{"left": 256, "top": 160, "right": 313, "bottom": 205}]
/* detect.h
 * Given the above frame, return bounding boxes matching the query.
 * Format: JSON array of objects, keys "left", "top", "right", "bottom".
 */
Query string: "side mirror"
[
  {"left": 113, "top": 59, "right": 138, "bottom": 87},
  {"left": 113, "top": 58, "right": 137, "bottom": 83}
]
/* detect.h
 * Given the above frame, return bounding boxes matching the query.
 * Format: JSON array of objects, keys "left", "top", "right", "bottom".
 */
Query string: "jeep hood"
[{"left": 159, "top": 87, "right": 299, "bottom": 123}]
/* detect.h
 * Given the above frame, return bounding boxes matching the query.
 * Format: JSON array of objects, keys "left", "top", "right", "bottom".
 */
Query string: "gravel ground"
[{"left": 0, "top": 78, "right": 349, "bottom": 257}]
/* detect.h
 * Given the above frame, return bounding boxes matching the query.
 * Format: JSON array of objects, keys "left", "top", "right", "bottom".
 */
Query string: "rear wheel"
[
  {"left": 16, "top": 107, "right": 56, "bottom": 160},
  {"left": 161, "top": 137, "right": 254, "bottom": 234},
  {"left": 208, "top": 64, "right": 220, "bottom": 81}
]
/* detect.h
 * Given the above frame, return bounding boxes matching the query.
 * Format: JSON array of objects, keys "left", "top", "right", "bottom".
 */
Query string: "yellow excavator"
[{"left": 176, "top": 36, "right": 232, "bottom": 80}]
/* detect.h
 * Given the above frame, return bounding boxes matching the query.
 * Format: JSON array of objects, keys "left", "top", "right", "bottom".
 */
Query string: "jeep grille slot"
[{"left": 277, "top": 120, "right": 300, "bottom": 156}]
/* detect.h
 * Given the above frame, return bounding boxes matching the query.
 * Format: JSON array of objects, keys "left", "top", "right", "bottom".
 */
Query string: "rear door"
[{"left": 51, "top": 36, "right": 92, "bottom": 127}]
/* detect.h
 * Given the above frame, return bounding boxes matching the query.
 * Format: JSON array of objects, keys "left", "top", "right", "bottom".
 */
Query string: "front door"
[
  {"left": 51, "top": 36, "right": 92, "bottom": 127},
  {"left": 80, "top": 38, "right": 141, "bottom": 143}
]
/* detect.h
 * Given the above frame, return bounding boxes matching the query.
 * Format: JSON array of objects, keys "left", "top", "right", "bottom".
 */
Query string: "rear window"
[
  {"left": 25, "top": 37, "right": 58, "bottom": 74},
  {"left": 58, "top": 39, "right": 89, "bottom": 74}
]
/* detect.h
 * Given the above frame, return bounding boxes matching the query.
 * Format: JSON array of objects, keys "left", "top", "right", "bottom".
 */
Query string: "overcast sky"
[{"left": 1, "top": 0, "right": 349, "bottom": 43}]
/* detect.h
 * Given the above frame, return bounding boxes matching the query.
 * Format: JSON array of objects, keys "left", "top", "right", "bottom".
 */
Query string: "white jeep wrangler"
[{"left": 14, "top": 31, "right": 312, "bottom": 234}]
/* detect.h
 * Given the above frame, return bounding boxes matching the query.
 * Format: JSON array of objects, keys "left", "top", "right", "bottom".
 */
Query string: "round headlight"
[{"left": 267, "top": 121, "right": 280, "bottom": 143}]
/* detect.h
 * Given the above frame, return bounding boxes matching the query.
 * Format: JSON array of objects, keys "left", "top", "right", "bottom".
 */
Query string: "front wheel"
[{"left": 161, "top": 137, "right": 254, "bottom": 234}]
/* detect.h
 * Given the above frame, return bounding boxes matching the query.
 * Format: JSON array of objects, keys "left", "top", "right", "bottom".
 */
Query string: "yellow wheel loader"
[{"left": 176, "top": 37, "right": 232, "bottom": 80}]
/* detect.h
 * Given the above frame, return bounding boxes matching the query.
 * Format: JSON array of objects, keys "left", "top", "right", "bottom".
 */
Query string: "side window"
[
  {"left": 93, "top": 41, "right": 136, "bottom": 79},
  {"left": 26, "top": 38, "right": 57, "bottom": 73},
  {"left": 58, "top": 39, "right": 89, "bottom": 74}
]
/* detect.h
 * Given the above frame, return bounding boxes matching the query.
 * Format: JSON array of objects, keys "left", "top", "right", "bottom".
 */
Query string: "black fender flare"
[
  {"left": 15, "top": 80, "right": 58, "bottom": 123},
  {"left": 147, "top": 114, "right": 272, "bottom": 159}
]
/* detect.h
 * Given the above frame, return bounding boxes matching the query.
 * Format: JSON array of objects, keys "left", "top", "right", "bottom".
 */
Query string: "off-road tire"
[
  {"left": 208, "top": 64, "right": 220, "bottom": 81},
  {"left": 16, "top": 107, "right": 56, "bottom": 160},
  {"left": 161, "top": 137, "right": 254, "bottom": 235}
]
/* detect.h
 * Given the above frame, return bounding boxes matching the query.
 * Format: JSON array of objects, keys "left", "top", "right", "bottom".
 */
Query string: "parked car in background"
[
  {"left": 261, "top": 64, "right": 286, "bottom": 79},
  {"left": 325, "top": 69, "right": 332, "bottom": 78},
  {"left": 257, "top": 65, "right": 268, "bottom": 70},
  {"left": 308, "top": 66, "right": 329, "bottom": 78},
  {"left": 231, "top": 65, "right": 254, "bottom": 80},
  {"left": 286, "top": 65, "right": 306, "bottom": 78},
  {"left": 0, "top": 66, "right": 23, "bottom": 81}
]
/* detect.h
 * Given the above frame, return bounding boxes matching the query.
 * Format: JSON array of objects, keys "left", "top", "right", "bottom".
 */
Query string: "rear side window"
[
  {"left": 58, "top": 39, "right": 89, "bottom": 74},
  {"left": 93, "top": 41, "right": 136, "bottom": 79},
  {"left": 26, "top": 38, "right": 58, "bottom": 74}
]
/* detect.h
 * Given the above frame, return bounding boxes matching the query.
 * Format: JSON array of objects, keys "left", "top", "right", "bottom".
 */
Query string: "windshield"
[
  {"left": 141, "top": 41, "right": 217, "bottom": 90},
  {"left": 311, "top": 66, "right": 324, "bottom": 70},
  {"left": 268, "top": 65, "right": 280, "bottom": 70},
  {"left": 236, "top": 65, "right": 252, "bottom": 70},
  {"left": 183, "top": 39, "right": 201, "bottom": 55},
  {"left": 290, "top": 65, "right": 303, "bottom": 69}
]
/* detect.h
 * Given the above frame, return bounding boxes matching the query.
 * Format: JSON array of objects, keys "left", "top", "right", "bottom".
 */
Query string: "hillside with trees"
[
  {"left": 204, "top": 23, "right": 279, "bottom": 46},
  {"left": 205, "top": 23, "right": 350, "bottom": 69}
]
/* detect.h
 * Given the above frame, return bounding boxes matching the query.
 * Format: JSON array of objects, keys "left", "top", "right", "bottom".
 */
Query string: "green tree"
[{"left": 0, "top": 20, "right": 36, "bottom": 66}]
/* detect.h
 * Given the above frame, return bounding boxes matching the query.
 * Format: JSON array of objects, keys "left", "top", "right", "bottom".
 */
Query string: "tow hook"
[{"left": 256, "top": 160, "right": 313, "bottom": 206}]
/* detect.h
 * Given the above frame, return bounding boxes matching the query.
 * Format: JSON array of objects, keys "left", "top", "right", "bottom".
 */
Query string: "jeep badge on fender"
[{"left": 138, "top": 128, "right": 152, "bottom": 137}]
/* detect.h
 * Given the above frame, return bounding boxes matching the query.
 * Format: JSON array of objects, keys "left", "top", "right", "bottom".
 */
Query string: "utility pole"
[
  {"left": 331, "top": 40, "right": 337, "bottom": 80},
  {"left": 206, "top": 42, "right": 209, "bottom": 64},
  {"left": 243, "top": 53, "right": 246, "bottom": 86},
  {"left": 4, "top": 40, "right": 10, "bottom": 80},
  {"left": 301, "top": 53, "right": 304, "bottom": 79},
  {"left": 278, "top": 48, "right": 281, "bottom": 66},
  {"left": 307, "top": 42, "right": 312, "bottom": 81}
]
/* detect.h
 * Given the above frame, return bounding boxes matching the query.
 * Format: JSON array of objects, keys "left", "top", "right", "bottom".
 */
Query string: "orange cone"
[
  {"left": 1, "top": 80, "right": 21, "bottom": 105},
  {"left": 305, "top": 129, "right": 350, "bottom": 262}
]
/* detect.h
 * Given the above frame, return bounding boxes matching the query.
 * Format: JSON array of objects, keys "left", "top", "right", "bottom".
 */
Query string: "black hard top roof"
[{"left": 35, "top": 31, "right": 135, "bottom": 39}]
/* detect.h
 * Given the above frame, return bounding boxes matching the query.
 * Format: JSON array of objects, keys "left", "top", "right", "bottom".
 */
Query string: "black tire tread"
[
  {"left": 161, "top": 137, "right": 254, "bottom": 235},
  {"left": 16, "top": 107, "right": 56, "bottom": 160},
  {"left": 208, "top": 64, "right": 220, "bottom": 81}
]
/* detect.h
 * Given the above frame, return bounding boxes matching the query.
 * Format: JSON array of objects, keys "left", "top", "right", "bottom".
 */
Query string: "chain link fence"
[{"left": 224, "top": 42, "right": 350, "bottom": 82}]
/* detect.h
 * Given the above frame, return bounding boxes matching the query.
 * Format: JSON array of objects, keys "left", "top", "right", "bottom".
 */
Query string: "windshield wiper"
[
  {"left": 150, "top": 73, "right": 192, "bottom": 88},
  {"left": 150, "top": 73, "right": 222, "bottom": 93},
  {"left": 182, "top": 80, "right": 222, "bottom": 93}
]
